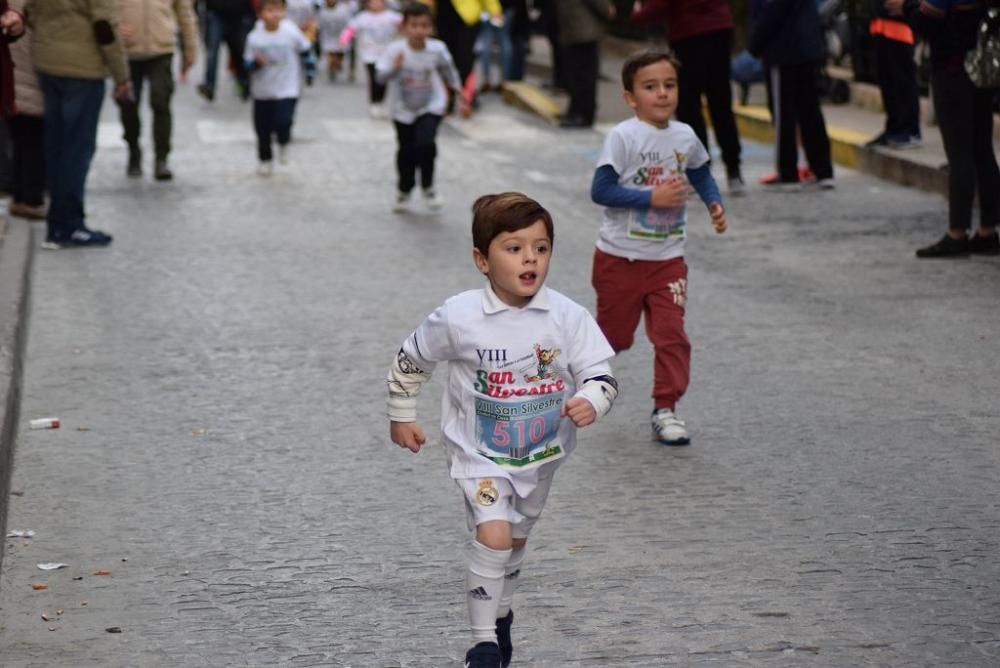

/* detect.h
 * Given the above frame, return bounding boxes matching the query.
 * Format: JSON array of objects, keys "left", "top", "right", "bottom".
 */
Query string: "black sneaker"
[
  {"left": 969, "top": 230, "right": 1000, "bottom": 255},
  {"left": 915, "top": 234, "right": 969, "bottom": 258},
  {"left": 154, "top": 158, "right": 173, "bottom": 182},
  {"left": 67, "top": 228, "right": 113, "bottom": 247},
  {"left": 127, "top": 149, "right": 142, "bottom": 178},
  {"left": 495, "top": 610, "right": 513, "bottom": 668},
  {"left": 196, "top": 83, "right": 214, "bottom": 102},
  {"left": 464, "top": 641, "right": 501, "bottom": 668}
]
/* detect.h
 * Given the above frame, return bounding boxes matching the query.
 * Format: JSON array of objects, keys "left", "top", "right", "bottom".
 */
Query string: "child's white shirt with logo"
[
  {"left": 346, "top": 9, "right": 402, "bottom": 64},
  {"left": 376, "top": 38, "right": 460, "bottom": 124},
  {"left": 389, "top": 285, "right": 614, "bottom": 496},
  {"left": 597, "top": 117, "right": 710, "bottom": 261},
  {"left": 245, "top": 19, "right": 312, "bottom": 100}
]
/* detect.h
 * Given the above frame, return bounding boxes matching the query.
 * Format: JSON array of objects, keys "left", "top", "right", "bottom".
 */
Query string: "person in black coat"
[{"left": 749, "top": 0, "right": 834, "bottom": 188}]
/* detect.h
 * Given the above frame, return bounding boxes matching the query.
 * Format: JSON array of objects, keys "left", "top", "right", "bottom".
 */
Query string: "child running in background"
[
  {"left": 285, "top": 0, "right": 319, "bottom": 84},
  {"left": 341, "top": 0, "right": 401, "bottom": 117},
  {"left": 376, "top": 2, "right": 466, "bottom": 213},
  {"left": 317, "top": 0, "right": 355, "bottom": 82},
  {"left": 387, "top": 192, "right": 619, "bottom": 668},
  {"left": 245, "top": 0, "right": 312, "bottom": 175},
  {"left": 590, "top": 48, "right": 727, "bottom": 446}
]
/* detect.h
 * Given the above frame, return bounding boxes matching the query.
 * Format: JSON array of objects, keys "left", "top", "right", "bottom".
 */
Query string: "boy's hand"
[
  {"left": 650, "top": 176, "right": 691, "bottom": 209},
  {"left": 709, "top": 202, "right": 727, "bottom": 233},
  {"left": 390, "top": 421, "right": 426, "bottom": 453},
  {"left": 254, "top": 55, "right": 267, "bottom": 68},
  {"left": 562, "top": 397, "right": 597, "bottom": 428},
  {"left": 394, "top": 52, "right": 405, "bottom": 69}
]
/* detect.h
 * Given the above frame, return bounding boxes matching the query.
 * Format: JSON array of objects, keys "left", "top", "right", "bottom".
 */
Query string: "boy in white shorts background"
[{"left": 386, "top": 192, "right": 619, "bottom": 668}]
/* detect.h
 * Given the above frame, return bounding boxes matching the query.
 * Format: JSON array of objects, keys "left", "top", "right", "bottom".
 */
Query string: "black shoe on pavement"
[
  {"left": 67, "top": 228, "right": 113, "bottom": 247},
  {"left": 865, "top": 132, "right": 889, "bottom": 148},
  {"left": 969, "top": 230, "right": 1000, "bottom": 255},
  {"left": 495, "top": 610, "right": 513, "bottom": 668},
  {"left": 559, "top": 115, "right": 591, "bottom": 129},
  {"left": 464, "top": 641, "right": 501, "bottom": 668},
  {"left": 127, "top": 148, "right": 142, "bottom": 178},
  {"left": 196, "top": 83, "right": 214, "bottom": 102},
  {"left": 916, "top": 234, "right": 969, "bottom": 258},
  {"left": 154, "top": 158, "right": 174, "bottom": 182}
]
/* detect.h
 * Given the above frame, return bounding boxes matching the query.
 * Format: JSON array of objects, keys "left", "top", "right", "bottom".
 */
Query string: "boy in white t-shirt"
[
  {"left": 244, "top": 0, "right": 312, "bottom": 175},
  {"left": 376, "top": 2, "right": 466, "bottom": 213},
  {"left": 340, "top": 0, "right": 401, "bottom": 116},
  {"left": 590, "top": 48, "right": 727, "bottom": 446},
  {"left": 387, "top": 192, "right": 619, "bottom": 668}
]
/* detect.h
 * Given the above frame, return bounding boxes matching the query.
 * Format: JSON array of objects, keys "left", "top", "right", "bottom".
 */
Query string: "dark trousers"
[
  {"left": 932, "top": 67, "right": 1000, "bottom": 232},
  {"left": 39, "top": 74, "right": 105, "bottom": 241},
  {"left": 394, "top": 113, "right": 442, "bottom": 193},
  {"left": 436, "top": 0, "right": 477, "bottom": 85},
  {"left": 365, "top": 63, "right": 387, "bottom": 104},
  {"left": 873, "top": 36, "right": 920, "bottom": 139},
  {"left": 672, "top": 29, "right": 742, "bottom": 176},
  {"left": 9, "top": 115, "right": 46, "bottom": 207},
  {"left": 769, "top": 61, "right": 833, "bottom": 181},
  {"left": 119, "top": 54, "right": 175, "bottom": 160},
  {"left": 202, "top": 10, "right": 252, "bottom": 94},
  {"left": 564, "top": 41, "right": 599, "bottom": 125},
  {"left": 253, "top": 98, "right": 297, "bottom": 162}
]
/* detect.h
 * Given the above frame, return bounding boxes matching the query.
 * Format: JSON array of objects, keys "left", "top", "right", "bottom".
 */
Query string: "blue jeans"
[
  {"left": 202, "top": 10, "right": 252, "bottom": 94},
  {"left": 478, "top": 9, "right": 526, "bottom": 84},
  {"left": 40, "top": 74, "right": 105, "bottom": 241}
]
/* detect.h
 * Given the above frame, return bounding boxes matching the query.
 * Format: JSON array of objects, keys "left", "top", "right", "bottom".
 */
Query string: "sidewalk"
[{"left": 502, "top": 34, "right": 1000, "bottom": 196}]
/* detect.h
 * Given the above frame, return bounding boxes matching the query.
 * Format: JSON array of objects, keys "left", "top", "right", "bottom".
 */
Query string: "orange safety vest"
[{"left": 870, "top": 18, "right": 915, "bottom": 44}]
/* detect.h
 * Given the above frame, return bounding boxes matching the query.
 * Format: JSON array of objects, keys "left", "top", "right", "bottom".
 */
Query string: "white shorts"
[{"left": 457, "top": 472, "right": 554, "bottom": 539}]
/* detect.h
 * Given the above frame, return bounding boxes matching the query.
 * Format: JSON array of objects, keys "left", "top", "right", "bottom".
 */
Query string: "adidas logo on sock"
[{"left": 468, "top": 586, "right": 492, "bottom": 601}]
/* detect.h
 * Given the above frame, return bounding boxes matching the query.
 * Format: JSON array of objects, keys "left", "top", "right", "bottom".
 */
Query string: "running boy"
[
  {"left": 376, "top": 2, "right": 465, "bottom": 213},
  {"left": 590, "top": 48, "right": 727, "bottom": 446},
  {"left": 340, "top": 0, "right": 401, "bottom": 117},
  {"left": 244, "top": 0, "right": 312, "bottom": 175},
  {"left": 387, "top": 192, "right": 619, "bottom": 668},
  {"left": 317, "top": 0, "right": 354, "bottom": 82}
]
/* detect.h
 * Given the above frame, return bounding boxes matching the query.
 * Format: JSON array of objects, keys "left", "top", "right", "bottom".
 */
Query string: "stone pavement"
[
  {"left": 504, "top": 35, "right": 1000, "bottom": 196},
  {"left": 0, "top": 54, "right": 999, "bottom": 667}
]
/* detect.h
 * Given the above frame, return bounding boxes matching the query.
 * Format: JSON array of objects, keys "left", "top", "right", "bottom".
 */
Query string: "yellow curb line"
[{"left": 732, "top": 104, "right": 867, "bottom": 170}]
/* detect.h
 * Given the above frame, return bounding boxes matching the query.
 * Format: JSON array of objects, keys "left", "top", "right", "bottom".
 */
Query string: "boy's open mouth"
[{"left": 519, "top": 272, "right": 537, "bottom": 283}]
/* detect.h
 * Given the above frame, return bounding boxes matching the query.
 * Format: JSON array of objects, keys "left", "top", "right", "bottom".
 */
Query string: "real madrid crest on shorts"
[{"left": 476, "top": 480, "right": 499, "bottom": 506}]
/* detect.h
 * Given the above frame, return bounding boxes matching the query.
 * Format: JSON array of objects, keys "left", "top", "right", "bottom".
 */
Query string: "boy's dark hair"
[
  {"left": 621, "top": 48, "right": 681, "bottom": 91},
  {"left": 472, "top": 193, "right": 554, "bottom": 257},
  {"left": 401, "top": 1, "right": 432, "bottom": 21},
  {"left": 259, "top": 0, "right": 286, "bottom": 8}
]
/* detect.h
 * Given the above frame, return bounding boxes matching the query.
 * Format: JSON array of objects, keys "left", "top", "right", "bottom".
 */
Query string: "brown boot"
[{"left": 9, "top": 202, "right": 48, "bottom": 221}]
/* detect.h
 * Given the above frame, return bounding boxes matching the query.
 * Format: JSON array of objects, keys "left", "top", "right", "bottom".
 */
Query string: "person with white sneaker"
[
  {"left": 376, "top": 2, "right": 465, "bottom": 213},
  {"left": 244, "top": 0, "right": 311, "bottom": 176},
  {"left": 590, "top": 49, "right": 728, "bottom": 446}
]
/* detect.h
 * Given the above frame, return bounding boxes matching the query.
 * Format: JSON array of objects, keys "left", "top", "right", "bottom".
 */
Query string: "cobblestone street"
[{"left": 1, "top": 69, "right": 999, "bottom": 667}]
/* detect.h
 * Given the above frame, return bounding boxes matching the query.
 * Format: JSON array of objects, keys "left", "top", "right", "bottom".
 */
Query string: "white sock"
[
  {"left": 496, "top": 547, "right": 526, "bottom": 619},
  {"left": 466, "top": 541, "right": 511, "bottom": 643}
]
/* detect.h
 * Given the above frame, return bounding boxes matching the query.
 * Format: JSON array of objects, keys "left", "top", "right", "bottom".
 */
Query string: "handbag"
[{"left": 965, "top": 7, "right": 1000, "bottom": 88}]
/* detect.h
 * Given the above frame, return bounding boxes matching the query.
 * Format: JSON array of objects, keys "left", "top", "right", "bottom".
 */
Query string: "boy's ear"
[
  {"left": 623, "top": 89, "right": 637, "bottom": 110},
  {"left": 472, "top": 247, "right": 489, "bottom": 275}
]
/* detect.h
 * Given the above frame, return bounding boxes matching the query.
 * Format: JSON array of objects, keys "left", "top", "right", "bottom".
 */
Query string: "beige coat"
[
  {"left": 119, "top": 0, "right": 197, "bottom": 65},
  {"left": 25, "top": 0, "right": 129, "bottom": 83},
  {"left": 8, "top": 0, "right": 41, "bottom": 116}
]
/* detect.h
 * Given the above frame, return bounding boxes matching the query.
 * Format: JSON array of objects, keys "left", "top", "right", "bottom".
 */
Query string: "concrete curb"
[
  {"left": 502, "top": 80, "right": 948, "bottom": 195},
  {"left": 0, "top": 216, "right": 36, "bottom": 577}
]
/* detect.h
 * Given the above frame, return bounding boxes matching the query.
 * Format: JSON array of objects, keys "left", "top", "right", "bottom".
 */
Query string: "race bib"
[
  {"left": 474, "top": 394, "right": 565, "bottom": 471},
  {"left": 628, "top": 206, "right": 685, "bottom": 241}
]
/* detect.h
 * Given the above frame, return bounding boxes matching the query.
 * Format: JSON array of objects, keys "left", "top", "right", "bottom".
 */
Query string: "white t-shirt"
[
  {"left": 318, "top": 2, "right": 354, "bottom": 53},
  {"left": 596, "top": 117, "right": 710, "bottom": 261},
  {"left": 396, "top": 285, "right": 615, "bottom": 495},
  {"left": 245, "top": 20, "right": 312, "bottom": 100},
  {"left": 376, "top": 38, "right": 460, "bottom": 124},
  {"left": 345, "top": 9, "right": 401, "bottom": 64},
  {"left": 286, "top": 0, "right": 317, "bottom": 30}
]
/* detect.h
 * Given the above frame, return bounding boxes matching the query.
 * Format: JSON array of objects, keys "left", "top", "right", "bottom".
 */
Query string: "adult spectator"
[
  {"left": 631, "top": 0, "right": 746, "bottom": 193},
  {"left": 197, "top": 0, "right": 253, "bottom": 102},
  {"left": 27, "top": 0, "right": 132, "bottom": 248},
  {"left": 8, "top": 0, "right": 46, "bottom": 220},
  {"left": 749, "top": 0, "right": 834, "bottom": 189},
  {"left": 118, "top": 0, "right": 198, "bottom": 181},
  {"left": 477, "top": 0, "right": 529, "bottom": 90},
  {"left": 553, "top": 0, "right": 614, "bottom": 128},
  {"left": 905, "top": 0, "right": 998, "bottom": 258},
  {"left": 1, "top": 0, "right": 25, "bottom": 202},
  {"left": 435, "top": 0, "right": 502, "bottom": 98},
  {"left": 866, "top": 0, "right": 921, "bottom": 149}
]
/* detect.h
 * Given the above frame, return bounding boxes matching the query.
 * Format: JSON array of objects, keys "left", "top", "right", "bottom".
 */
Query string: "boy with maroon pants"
[{"left": 590, "top": 49, "right": 727, "bottom": 446}]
